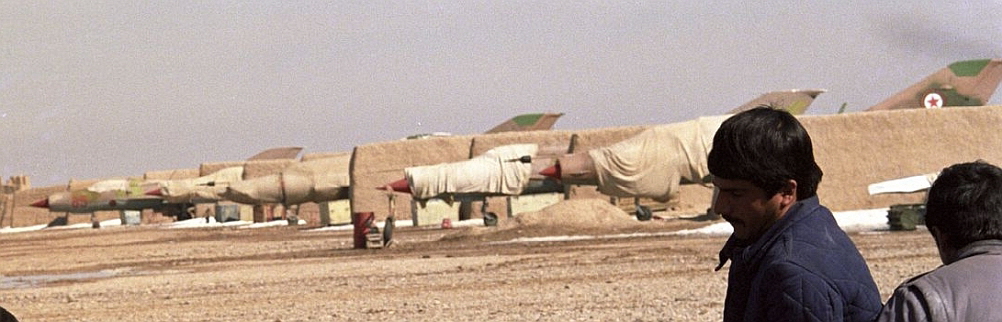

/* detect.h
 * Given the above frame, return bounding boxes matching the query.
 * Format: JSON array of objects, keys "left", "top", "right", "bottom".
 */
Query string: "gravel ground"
[{"left": 0, "top": 217, "right": 940, "bottom": 322}]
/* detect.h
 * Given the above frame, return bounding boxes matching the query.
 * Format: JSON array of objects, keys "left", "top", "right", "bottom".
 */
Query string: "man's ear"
[
  {"left": 779, "top": 179, "right": 798, "bottom": 206},
  {"left": 929, "top": 226, "right": 955, "bottom": 265}
]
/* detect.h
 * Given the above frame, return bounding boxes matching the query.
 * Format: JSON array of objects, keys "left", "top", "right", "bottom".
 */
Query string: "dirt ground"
[{"left": 0, "top": 210, "right": 941, "bottom": 322}]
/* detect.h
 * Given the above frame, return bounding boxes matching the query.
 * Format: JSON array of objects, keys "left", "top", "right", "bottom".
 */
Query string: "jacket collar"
[
  {"left": 715, "top": 196, "right": 822, "bottom": 271},
  {"left": 952, "top": 239, "right": 1002, "bottom": 263}
]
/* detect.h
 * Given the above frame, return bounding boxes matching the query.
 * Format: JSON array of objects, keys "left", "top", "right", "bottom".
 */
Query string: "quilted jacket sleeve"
[{"left": 761, "top": 262, "right": 842, "bottom": 322}]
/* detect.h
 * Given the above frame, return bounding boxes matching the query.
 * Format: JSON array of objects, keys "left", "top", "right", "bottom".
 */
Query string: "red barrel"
[{"left": 352, "top": 212, "right": 374, "bottom": 249}]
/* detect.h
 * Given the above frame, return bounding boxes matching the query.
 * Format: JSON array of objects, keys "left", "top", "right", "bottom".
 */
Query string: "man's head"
[
  {"left": 925, "top": 161, "right": 1002, "bottom": 264},
  {"left": 708, "top": 106, "right": 823, "bottom": 241}
]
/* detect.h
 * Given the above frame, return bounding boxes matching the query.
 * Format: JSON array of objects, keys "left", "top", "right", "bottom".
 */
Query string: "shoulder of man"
[{"left": 876, "top": 275, "right": 939, "bottom": 322}]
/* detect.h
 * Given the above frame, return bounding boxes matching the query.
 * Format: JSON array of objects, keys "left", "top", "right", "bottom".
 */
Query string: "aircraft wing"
[{"left": 867, "top": 172, "right": 939, "bottom": 195}]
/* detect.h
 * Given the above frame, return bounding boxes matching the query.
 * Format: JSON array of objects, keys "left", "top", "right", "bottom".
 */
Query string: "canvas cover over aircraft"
[
  {"left": 217, "top": 113, "right": 565, "bottom": 209},
  {"left": 219, "top": 152, "right": 351, "bottom": 206},
  {"left": 29, "top": 147, "right": 304, "bottom": 219},
  {"left": 378, "top": 143, "right": 552, "bottom": 198},
  {"left": 377, "top": 89, "right": 824, "bottom": 218},
  {"left": 538, "top": 59, "right": 1002, "bottom": 217},
  {"left": 144, "top": 166, "right": 245, "bottom": 204}
]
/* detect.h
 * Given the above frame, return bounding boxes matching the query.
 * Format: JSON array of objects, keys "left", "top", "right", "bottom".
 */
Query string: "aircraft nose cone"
[
  {"left": 539, "top": 164, "right": 561, "bottom": 180},
  {"left": 145, "top": 188, "right": 164, "bottom": 196},
  {"left": 377, "top": 178, "right": 411, "bottom": 194},
  {"left": 30, "top": 198, "right": 50, "bottom": 208}
]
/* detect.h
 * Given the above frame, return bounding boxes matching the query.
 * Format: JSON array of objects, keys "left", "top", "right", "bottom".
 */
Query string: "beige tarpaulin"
[
  {"left": 589, "top": 115, "right": 730, "bottom": 202},
  {"left": 405, "top": 144, "right": 538, "bottom": 199},
  {"left": 159, "top": 166, "right": 245, "bottom": 203},
  {"left": 223, "top": 153, "right": 351, "bottom": 205}
]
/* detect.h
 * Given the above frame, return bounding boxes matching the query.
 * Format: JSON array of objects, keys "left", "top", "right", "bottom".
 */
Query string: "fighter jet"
[
  {"left": 377, "top": 90, "right": 823, "bottom": 219},
  {"left": 376, "top": 143, "right": 565, "bottom": 222},
  {"left": 28, "top": 177, "right": 187, "bottom": 216},
  {"left": 219, "top": 152, "right": 351, "bottom": 206},
  {"left": 144, "top": 166, "right": 245, "bottom": 204},
  {"left": 217, "top": 113, "right": 565, "bottom": 209},
  {"left": 540, "top": 59, "right": 1002, "bottom": 217},
  {"left": 540, "top": 115, "right": 728, "bottom": 205},
  {"left": 29, "top": 147, "right": 304, "bottom": 219},
  {"left": 866, "top": 59, "right": 1002, "bottom": 111},
  {"left": 379, "top": 144, "right": 545, "bottom": 198}
]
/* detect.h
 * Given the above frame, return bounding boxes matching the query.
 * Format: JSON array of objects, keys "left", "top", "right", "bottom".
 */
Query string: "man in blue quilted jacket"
[{"left": 708, "top": 106, "right": 882, "bottom": 321}]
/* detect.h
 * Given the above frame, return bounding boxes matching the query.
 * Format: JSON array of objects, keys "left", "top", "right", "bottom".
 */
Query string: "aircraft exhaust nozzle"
[
  {"left": 550, "top": 152, "right": 598, "bottom": 185},
  {"left": 145, "top": 188, "right": 164, "bottom": 196},
  {"left": 30, "top": 198, "right": 50, "bottom": 208},
  {"left": 378, "top": 178, "right": 412, "bottom": 194},
  {"left": 539, "top": 164, "right": 561, "bottom": 180}
]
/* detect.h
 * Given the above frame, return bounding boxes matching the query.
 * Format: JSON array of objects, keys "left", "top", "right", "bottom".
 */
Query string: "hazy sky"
[{"left": 2, "top": 1, "right": 1001, "bottom": 187}]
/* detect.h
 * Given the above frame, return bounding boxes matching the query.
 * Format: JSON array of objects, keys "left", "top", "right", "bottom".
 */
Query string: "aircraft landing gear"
[{"left": 637, "top": 202, "right": 653, "bottom": 220}]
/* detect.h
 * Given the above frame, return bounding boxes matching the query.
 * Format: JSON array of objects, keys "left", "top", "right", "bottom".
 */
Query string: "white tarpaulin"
[
  {"left": 589, "top": 115, "right": 730, "bottom": 202},
  {"left": 867, "top": 172, "right": 939, "bottom": 195},
  {"left": 405, "top": 144, "right": 538, "bottom": 199},
  {"left": 159, "top": 166, "right": 245, "bottom": 203}
]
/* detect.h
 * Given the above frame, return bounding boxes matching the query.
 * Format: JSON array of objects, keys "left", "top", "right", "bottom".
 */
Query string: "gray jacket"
[{"left": 876, "top": 239, "right": 1002, "bottom": 322}]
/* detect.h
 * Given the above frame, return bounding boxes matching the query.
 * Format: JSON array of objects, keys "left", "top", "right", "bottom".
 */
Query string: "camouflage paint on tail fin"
[
  {"left": 866, "top": 59, "right": 1002, "bottom": 111},
  {"left": 728, "top": 89, "right": 826, "bottom": 115},
  {"left": 484, "top": 113, "right": 564, "bottom": 134}
]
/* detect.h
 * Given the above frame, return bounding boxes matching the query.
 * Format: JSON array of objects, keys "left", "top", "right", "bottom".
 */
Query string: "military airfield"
[
  {"left": 2, "top": 60, "right": 1002, "bottom": 320},
  {"left": 5, "top": 2, "right": 1002, "bottom": 320}
]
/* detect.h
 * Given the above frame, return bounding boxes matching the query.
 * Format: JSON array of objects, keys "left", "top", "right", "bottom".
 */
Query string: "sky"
[{"left": 2, "top": 1, "right": 1001, "bottom": 187}]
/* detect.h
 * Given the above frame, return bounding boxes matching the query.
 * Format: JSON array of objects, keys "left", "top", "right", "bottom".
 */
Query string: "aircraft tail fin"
[
  {"left": 484, "top": 113, "right": 564, "bottom": 134},
  {"left": 246, "top": 147, "right": 304, "bottom": 161},
  {"left": 866, "top": 59, "right": 1002, "bottom": 111},
  {"left": 728, "top": 89, "right": 826, "bottom": 115}
]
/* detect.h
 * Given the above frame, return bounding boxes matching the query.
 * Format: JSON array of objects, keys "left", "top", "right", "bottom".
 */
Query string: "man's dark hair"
[
  {"left": 925, "top": 161, "right": 1002, "bottom": 249},
  {"left": 707, "top": 106, "right": 823, "bottom": 199}
]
